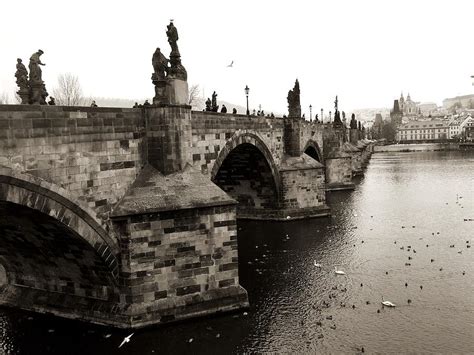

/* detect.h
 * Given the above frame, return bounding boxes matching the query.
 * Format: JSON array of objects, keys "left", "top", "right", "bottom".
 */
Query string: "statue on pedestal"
[
  {"left": 152, "top": 48, "right": 169, "bottom": 81},
  {"left": 151, "top": 21, "right": 189, "bottom": 106},
  {"left": 28, "top": 50, "right": 48, "bottom": 105},
  {"left": 211, "top": 91, "right": 219, "bottom": 112},
  {"left": 333, "top": 95, "right": 343, "bottom": 128},
  {"left": 166, "top": 21, "right": 187, "bottom": 81},
  {"left": 15, "top": 58, "right": 30, "bottom": 104},
  {"left": 287, "top": 79, "right": 301, "bottom": 118},
  {"left": 350, "top": 113, "right": 358, "bottom": 129},
  {"left": 151, "top": 48, "right": 169, "bottom": 104}
]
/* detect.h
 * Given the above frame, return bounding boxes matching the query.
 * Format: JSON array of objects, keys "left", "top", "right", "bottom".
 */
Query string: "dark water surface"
[{"left": 0, "top": 151, "right": 473, "bottom": 354}]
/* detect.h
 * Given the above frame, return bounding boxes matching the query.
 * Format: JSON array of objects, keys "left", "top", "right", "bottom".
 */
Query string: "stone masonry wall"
[
  {"left": 190, "top": 111, "right": 285, "bottom": 175},
  {"left": 280, "top": 167, "right": 327, "bottom": 214},
  {"left": 0, "top": 105, "right": 147, "bottom": 221},
  {"left": 113, "top": 204, "right": 247, "bottom": 326},
  {"left": 326, "top": 157, "right": 353, "bottom": 187}
]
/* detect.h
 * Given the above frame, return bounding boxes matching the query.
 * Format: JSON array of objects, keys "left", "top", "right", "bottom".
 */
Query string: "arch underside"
[
  {"left": 304, "top": 141, "right": 322, "bottom": 162},
  {"left": 0, "top": 201, "right": 117, "bottom": 301},
  {"left": 212, "top": 143, "right": 279, "bottom": 217}
]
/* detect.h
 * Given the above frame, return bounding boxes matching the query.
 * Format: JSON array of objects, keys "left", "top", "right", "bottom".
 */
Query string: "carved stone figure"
[
  {"left": 165, "top": 21, "right": 187, "bottom": 81},
  {"left": 350, "top": 113, "right": 358, "bottom": 129},
  {"left": 28, "top": 50, "right": 48, "bottom": 105},
  {"left": 152, "top": 48, "right": 169, "bottom": 81},
  {"left": 287, "top": 79, "right": 301, "bottom": 118},
  {"left": 15, "top": 58, "right": 29, "bottom": 104},
  {"left": 166, "top": 21, "right": 179, "bottom": 54},
  {"left": 151, "top": 48, "right": 169, "bottom": 105},
  {"left": 211, "top": 91, "right": 218, "bottom": 112},
  {"left": 205, "top": 98, "right": 212, "bottom": 111},
  {"left": 29, "top": 50, "right": 45, "bottom": 82}
]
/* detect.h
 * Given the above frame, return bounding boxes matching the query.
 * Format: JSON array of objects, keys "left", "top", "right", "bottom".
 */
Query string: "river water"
[{"left": 0, "top": 151, "right": 473, "bottom": 354}]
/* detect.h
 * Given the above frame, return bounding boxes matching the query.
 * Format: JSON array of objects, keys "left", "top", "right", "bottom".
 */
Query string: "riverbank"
[{"left": 374, "top": 142, "right": 459, "bottom": 153}]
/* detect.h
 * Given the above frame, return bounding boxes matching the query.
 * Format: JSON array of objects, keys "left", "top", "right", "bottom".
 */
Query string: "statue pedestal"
[
  {"left": 16, "top": 89, "right": 29, "bottom": 105},
  {"left": 166, "top": 79, "right": 188, "bottom": 105},
  {"left": 152, "top": 79, "right": 167, "bottom": 105},
  {"left": 29, "top": 82, "right": 43, "bottom": 105}
]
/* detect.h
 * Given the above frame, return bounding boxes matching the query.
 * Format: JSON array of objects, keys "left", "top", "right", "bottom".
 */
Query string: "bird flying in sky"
[{"left": 227, "top": 60, "right": 234, "bottom": 68}]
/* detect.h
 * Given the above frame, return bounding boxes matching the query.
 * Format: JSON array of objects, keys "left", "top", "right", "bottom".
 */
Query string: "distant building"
[
  {"left": 396, "top": 120, "right": 448, "bottom": 142},
  {"left": 390, "top": 99, "right": 403, "bottom": 127},
  {"left": 399, "top": 92, "right": 419, "bottom": 117},
  {"left": 447, "top": 114, "right": 474, "bottom": 140},
  {"left": 448, "top": 117, "right": 464, "bottom": 139},
  {"left": 371, "top": 113, "right": 383, "bottom": 139},
  {"left": 461, "top": 115, "right": 474, "bottom": 142}
]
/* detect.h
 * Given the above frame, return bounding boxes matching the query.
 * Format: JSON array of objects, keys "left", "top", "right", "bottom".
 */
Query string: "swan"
[
  {"left": 314, "top": 261, "right": 322, "bottom": 268},
  {"left": 334, "top": 267, "right": 346, "bottom": 275},
  {"left": 381, "top": 296, "right": 396, "bottom": 307}
]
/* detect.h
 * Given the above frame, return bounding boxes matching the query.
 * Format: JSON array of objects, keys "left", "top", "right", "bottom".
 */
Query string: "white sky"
[{"left": 1, "top": 0, "right": 473, "bottom": 115}]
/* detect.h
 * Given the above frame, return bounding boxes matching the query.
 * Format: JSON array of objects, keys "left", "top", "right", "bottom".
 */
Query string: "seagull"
[
  {"left": 381, "top": 296, "right": 396, "bottom": 307},
  {"left": 314, "top": 261, "right": 322, "bottom": 267},
  {"left": 334, "top": 267, "right": 345, "bottom": 275},
  {"left": 118, "top": 333, "right": 134, "bottom": 348},
  {"left": 227, "top": 60, "right": 234, "bottom": 68}
]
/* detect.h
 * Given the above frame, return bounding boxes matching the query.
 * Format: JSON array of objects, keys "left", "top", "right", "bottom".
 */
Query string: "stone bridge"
[{"left": 0, "top": 103, "right": 370, "bottom": 328}]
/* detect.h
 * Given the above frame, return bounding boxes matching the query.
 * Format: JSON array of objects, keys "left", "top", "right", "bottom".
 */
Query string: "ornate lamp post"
[
  {"left": 309, "top": 104, "right": 312, "bottom": 121},
  {"left": 321, "top": 108, "right": 323, "bottom": 123},
  {"left": 245, "top": 85, "right": 250, "bottom": 116}
]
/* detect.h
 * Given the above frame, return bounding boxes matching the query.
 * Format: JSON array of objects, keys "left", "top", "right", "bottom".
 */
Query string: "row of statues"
[
  {"left": 205, "top": 91, "right": 219, "bottom": 112},
  {"left": 15, "top": 50, "right": 49, "bottom": 105}
]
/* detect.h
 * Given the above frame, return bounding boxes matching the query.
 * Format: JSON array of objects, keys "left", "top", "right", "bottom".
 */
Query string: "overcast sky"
[{"left": 1, "top": 0, "right": 473, "bottom": 115}]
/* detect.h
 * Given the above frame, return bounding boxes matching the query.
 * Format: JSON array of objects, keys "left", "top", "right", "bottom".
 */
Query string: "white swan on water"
[
  {"left": 314, "top": 261, "right": 322, "bottom": 268},
  {"left": 381, "top": 296, "right": 396, "bottom": 307},
  {"left": 334, "top": 267, "right": 346, "bottom": 275}
]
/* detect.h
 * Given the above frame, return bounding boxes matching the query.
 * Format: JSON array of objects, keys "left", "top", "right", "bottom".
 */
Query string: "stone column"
[
  {"left": 146, "top": 105, "right": 192, "bottom": 175},
  {"left": 283, "top": 118, "right": 302, "bottom": 157}
]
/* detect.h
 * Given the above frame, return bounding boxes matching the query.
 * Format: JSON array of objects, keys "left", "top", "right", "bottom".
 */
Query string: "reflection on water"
[{"left": 0, "top": 151, "right": 473, "bottom": 354}]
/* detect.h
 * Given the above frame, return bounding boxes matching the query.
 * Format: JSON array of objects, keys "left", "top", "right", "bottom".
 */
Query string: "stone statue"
[
  {"left": 334, "top": 95, "right": 338, "bottom": 112},
  {"left": 28, "top": 50, "right": 48, "bottom": 105},
  {"left": 211, "top": 91, "right": 218, "bottom": 112},
  {"left": 15, "top": 58, "right": 29, "bottom": 104},
  {"left": 287, "top": 79, "right": 301, "bottom": 118},
  {"left": 350, "top": 113, "right": 358, "bottom": 129},
  {"left": 358, "top": 121, "right": 361, "bottom": 131},
  {"left": 205, "top": 98, "right": 212, "bottom": 111},
  {"left": 151, "top": 21, "right": 188, "bottom": 105},
  {"left": 152, "top": 48, "right": 169, "bottom": 81},
  {"left": 165, "top": 21, "right": 187, "bottom": 81},
  {"left": 166, "top": 21, "right": 179, "bottom": 53},
  {"left": 29, "top": 50, "right": 45, "bottom": 82}
]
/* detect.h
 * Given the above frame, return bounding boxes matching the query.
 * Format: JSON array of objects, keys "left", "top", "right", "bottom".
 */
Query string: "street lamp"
[
  {"left": 245, "top": 85, "right": 250, "bottom": 115},
  {"left": 309, "top": 104, "right": 312, "bottom": 121}
]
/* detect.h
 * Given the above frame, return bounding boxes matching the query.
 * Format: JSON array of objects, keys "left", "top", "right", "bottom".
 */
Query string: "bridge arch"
[
  {"left": 211, "top": 131, "right": 281, "bottom": 213},
  {"left": 303, "top": 140, "right": 323, "bottom": 163},
  {"left": 0, "top": 168, "right": 119, "bottom": 294}
]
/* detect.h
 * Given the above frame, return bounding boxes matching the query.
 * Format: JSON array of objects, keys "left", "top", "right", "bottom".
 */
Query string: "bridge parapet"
[{"left": 0, "top": 105, "right": 146, "bottom": 221}]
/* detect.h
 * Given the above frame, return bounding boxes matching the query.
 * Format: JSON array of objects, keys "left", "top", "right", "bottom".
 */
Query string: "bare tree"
[
  {"left": 13, "top": 91, "right": 21, "bottom": 104},
  {"left": 0, "top": 92, "right": 9, "bottom": 104},
  {"left": 188, "top": 84, "right": 200, "bottom": 105},
  {"left": 53, "top": 73, "right": 84, "bottom": 106}
]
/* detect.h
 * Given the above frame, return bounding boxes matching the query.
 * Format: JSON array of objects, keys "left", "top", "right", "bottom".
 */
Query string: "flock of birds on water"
[
  {"left": 239, "top": 192, "right": 471, "bottom": 353},
  {"left": 19, "top": 193, "right": 471, "bottom": 352}
]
